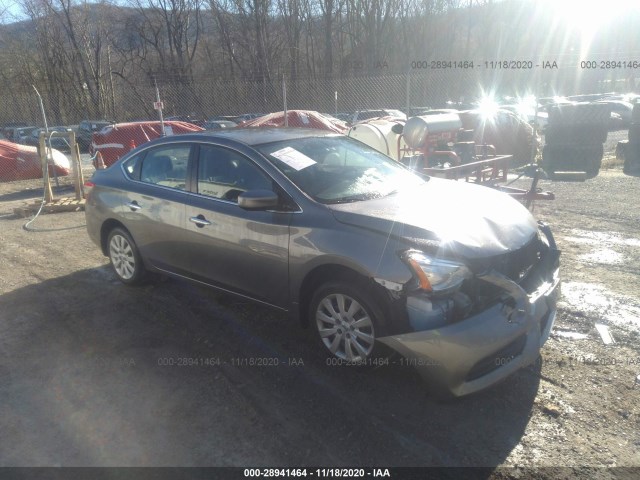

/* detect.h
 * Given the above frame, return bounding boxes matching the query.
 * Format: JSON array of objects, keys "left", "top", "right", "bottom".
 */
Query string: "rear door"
[
  {"left": 120, "top": 142, "right": 195, "bottom": 275},
  {"left": 181, "top": 143, "right": 292, "bottom": 308}
]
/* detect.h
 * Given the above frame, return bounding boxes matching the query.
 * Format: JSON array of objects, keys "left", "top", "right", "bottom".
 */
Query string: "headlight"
[{"left": 403, "top": 250, "right": 471, "bottom": 294}]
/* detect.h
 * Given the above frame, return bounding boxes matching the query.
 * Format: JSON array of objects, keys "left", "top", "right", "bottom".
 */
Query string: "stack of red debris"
[
  {"left": 239, "top": 110, "right": 348, "bottom": 133},
  {"left": 90, "top": 121, "right": 204, "bottom": 167},
  {"left": 0, "top": 140, "right": 70, "bottom": 182}
]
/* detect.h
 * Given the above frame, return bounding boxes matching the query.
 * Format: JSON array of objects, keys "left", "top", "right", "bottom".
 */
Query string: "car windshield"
[{"left": 257, "top": 136, "right": 426, "bottom": 204}]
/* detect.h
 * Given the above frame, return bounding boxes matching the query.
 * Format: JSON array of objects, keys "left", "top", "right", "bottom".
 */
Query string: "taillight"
[{"left": 84, "top": 180, "right": 95, "bottom": 199}]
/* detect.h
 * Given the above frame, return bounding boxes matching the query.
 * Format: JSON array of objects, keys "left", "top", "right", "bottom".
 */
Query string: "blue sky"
[{"left": 1, "top": 0, "right": 24, "bottom": 23}]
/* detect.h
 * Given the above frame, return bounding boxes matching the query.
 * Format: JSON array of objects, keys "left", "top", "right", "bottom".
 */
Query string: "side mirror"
[{"left": 237, "top": 189, "right": 279, "bottom": 210}]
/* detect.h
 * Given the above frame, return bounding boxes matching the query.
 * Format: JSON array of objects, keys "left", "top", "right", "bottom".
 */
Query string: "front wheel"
[
  {"left": 310, "top": 282, "right": 385, "bottom": 364},
  {"left": 107, "top": 227, "right": 146, "bottom": 285}
]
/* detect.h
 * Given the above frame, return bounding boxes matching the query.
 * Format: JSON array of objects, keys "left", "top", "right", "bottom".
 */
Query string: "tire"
[
  {"left": 581, "top": 144, "right": 602, "bottom": 178},
  {"left": 107, "top": 227, "right": 146, "bottom": 285},
  {"left": 542, "top": 145, "right": 559, "bottom": 175},
  {"left": 616, "top": 141, "right": 628, "bottom": 161},
  {"left": 632, "top": 104, "right": 640, "bottom": 124},
  {"left": 585, "top": 156, "right": 601, "bottom": 179},
  {"left": 545, "top": 125, "right": 608, "bottom": 145},
  {"left": 309, "top": 281, "right": 386, "bottom": 364},
  {"left": 624, "top": 143, "right": 640, "bottom": 176},
  {"left": 547, "top": 103, "right": 610, "bottom": 126},
  {"left": 628, "top": 125, "right": 640, "bottom": 143}
]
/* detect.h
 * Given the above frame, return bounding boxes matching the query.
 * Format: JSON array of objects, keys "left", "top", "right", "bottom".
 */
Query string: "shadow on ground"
[
  {"left": 0, "top": 267, "right": 540, "bottom": 468},
  {"left": 0, "top": 184, "right": 75, "bottom": 202}
]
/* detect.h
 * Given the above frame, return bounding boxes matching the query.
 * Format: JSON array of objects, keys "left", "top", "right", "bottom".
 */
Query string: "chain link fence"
[{"left": 0, "top": 69, "right": 630, "bottom": 195}]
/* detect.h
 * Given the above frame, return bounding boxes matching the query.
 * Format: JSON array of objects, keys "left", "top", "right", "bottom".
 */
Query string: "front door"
[{"left": 182, "top": 143, "right": 291, "bottom": 308}]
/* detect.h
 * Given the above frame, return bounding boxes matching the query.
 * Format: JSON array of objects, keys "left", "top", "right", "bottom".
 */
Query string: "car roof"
[{"left": 189, "top": 127, "right": 340, "bottom": 146}]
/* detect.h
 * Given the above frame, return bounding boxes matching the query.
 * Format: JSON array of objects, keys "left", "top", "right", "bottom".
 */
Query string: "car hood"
[{"left": 328, "top": 178, "right": 538, "bottom": 259}]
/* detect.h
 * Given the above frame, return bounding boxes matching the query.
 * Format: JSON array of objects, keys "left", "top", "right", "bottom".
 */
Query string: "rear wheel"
[
  {"left": 107, "top": 227, "right": 146, "bottom": 285},
  {"left": 310, "top": 281, "right": 385, "bottom": 364}
]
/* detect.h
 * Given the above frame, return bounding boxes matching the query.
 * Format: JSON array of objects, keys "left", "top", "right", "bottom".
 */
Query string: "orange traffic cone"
[
  {"left": 129, "top": 139, "right": 136, "bottom": 151},
  {"left": 95, "top": 150, "right": 106, "bottom": 169}
]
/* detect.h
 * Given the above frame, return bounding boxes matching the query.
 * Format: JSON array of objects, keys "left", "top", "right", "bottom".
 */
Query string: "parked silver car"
[{"left": 85, "top": 128, "right": 560, "bottom": 397}]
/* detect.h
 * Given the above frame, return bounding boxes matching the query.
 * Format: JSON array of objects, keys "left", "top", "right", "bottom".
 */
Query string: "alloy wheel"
[
  {"left": 109, "top": 234, "right": 136, "bottom": 280},
  {"left": 315, "top": 293, "right": 376, "bottom": 362}
]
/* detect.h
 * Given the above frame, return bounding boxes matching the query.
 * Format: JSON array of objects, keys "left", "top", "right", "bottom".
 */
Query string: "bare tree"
[
  {"left": 277, "top": 0, "right": 304, "bottom": 81},
  {"left": 132, "top": 0, "right": 205, "bottom": 82},
  {"left": 14, "top": 0, "right": 116, "bottom": 121}
]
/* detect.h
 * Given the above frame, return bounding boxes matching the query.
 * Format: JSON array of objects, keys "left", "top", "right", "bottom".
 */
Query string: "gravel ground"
[{"left": 0, "top": 160, "right": 639, "bottom": 471}]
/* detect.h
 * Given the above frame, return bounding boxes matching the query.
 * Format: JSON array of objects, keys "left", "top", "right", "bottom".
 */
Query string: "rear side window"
[
  {"left": 139, "top": 145, "right": 191, "bottom": 190},
  {"left": 122, "top": 153, "right": 143, "bottom": 179}
]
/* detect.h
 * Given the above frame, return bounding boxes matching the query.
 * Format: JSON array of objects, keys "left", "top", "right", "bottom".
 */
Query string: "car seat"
[{"left": 142, "top": 155, "right": 173, "bottom": 183}]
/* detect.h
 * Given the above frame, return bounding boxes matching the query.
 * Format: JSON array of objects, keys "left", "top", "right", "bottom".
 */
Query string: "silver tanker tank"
[{"left": 402, "top": 113, "right": 462, "bottom": 149}]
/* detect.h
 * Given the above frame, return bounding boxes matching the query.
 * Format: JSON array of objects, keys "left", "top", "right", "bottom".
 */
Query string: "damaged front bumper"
[{"left": 378, "top": 260, "right": 560, "bottom": 398}]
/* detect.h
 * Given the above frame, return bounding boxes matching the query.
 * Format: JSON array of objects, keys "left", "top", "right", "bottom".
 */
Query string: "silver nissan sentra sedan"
[{"left": 85, "top": 128, "right": 560, "bottom": 397}]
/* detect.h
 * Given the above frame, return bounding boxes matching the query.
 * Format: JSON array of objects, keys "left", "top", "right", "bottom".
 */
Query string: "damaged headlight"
[{"left": 403, "top": 250, "right": 472, "bottom": 294}]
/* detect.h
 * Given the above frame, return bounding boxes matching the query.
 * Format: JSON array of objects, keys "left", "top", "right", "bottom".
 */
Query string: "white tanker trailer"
[
  {"left": 347, "top": 112, "right": 553, "bottom": 210},
  {"left": 347, "top": 113, "right": 468, "bottom": 166},
  {"left": 347, "top": 118, "right": 408, "bottom": 161}
]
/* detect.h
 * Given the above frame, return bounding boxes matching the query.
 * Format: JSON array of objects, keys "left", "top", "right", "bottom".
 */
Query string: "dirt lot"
[{"left": 0, "top": 163, "right": 639, "bottom": 471}]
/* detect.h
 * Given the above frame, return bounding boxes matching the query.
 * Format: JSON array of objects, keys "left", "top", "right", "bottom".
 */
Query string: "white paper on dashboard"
[{"left": 270, "top": 146, "right": 316, "bottom": 170}]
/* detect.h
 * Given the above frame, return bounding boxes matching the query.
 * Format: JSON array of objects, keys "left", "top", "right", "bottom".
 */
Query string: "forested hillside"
[{"left": 0, "top": 0, "right": 638, "bottom": 123}]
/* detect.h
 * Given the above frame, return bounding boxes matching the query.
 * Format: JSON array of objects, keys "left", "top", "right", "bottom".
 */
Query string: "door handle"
[
  {"left": 189, "top": 214, "right": 212, "bottom": 227},
  {"left": 126, "top": 201, "right": 142, "bottom": 211}
]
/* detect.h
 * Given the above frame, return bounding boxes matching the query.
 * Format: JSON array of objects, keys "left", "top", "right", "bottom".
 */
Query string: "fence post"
[
  {"left": 154, "top": 78, "right": 165, "bottom": 136},
  {"left": 406, "top": 71, "right": 411, "bottom": 115},
  {"left": 38, "top": 131, "right": 53, "bottom": 203},
  {"left": 282, "top": 74, "right": 288, "bottom": 126},
  {"left": 531, "top": 64, "right": 541, "bottom": 164},
  {"left": 68, "top": 131, "right": 83, "bottom": 200}
]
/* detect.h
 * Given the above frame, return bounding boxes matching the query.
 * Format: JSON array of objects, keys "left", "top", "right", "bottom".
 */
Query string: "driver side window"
[{"left": 197, "top": 145, "right": 271, "bottom": 202}]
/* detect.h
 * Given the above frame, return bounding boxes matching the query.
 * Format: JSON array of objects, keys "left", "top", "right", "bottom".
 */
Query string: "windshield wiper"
[{"left": 324, "top": 193, "right": 384, "bottom": 204}]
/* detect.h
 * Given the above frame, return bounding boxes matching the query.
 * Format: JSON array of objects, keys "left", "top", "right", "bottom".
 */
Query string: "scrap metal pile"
[
  {"left": 347, "top": 110, "right": 551, "bottom": 208},
  {"left": 619, "top": 103, "right": 640, "bottom": 176},
  {"left": 542, "top": 102, "right": 611, "bottom": 178}
]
